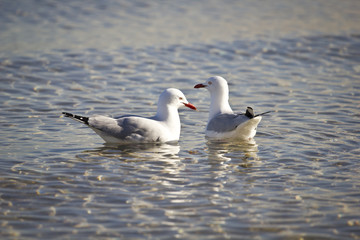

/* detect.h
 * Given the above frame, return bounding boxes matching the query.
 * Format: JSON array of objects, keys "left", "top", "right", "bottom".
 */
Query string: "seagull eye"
[
  {"left": 179, "top": 97, "right": 183, "bottom": 100},
  {"left": 208, "top": 81, "right": 212, "bottom": 85}
]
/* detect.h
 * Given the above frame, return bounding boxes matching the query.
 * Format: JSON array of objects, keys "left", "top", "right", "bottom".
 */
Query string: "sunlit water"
[{"left": 1, "top": 1, "right": 360, "bottom": 239}]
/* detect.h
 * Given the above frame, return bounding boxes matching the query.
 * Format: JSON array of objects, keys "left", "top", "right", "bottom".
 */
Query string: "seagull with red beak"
[
  {"left": 63, "top": 88, "right": 196, "bottom": 144},
  {"left": 194, "top": 76, "right": 270, "bottom": 141}
]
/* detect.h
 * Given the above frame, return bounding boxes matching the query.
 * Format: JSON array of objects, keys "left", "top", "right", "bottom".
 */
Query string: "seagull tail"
[
  {"left": 62, "top": 112, "right": 89, "bottom": 125},
  {"left": 245, "top": 107, "right": 273, "bottom": 119}
]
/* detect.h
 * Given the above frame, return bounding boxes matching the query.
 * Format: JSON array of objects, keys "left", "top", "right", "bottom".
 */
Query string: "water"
[{"left": 1, "top": 0, "right": 360, "bottom": 239}]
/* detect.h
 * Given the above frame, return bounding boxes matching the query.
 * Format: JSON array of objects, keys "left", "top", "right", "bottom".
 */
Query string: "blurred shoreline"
[{"left": 1, "top": 0, "right": 360, "bottom": 54}]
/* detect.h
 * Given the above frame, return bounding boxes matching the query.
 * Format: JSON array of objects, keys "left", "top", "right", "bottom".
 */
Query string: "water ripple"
[{"left": 1, "top": 34, "right": 360, "bottom": 239}]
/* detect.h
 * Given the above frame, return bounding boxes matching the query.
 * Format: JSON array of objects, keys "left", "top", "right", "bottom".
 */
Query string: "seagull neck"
[
  {"left": 155, "top": 105, "right": 181, "bottom": 131},
  {"left": 209, "top": 92, "right": 233, "bottom": 120}
]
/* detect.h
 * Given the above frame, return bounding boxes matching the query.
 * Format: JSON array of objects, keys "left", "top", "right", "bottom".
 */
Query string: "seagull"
[
  {"left": 62, "top": 88, "right": 197, "bottom": 144},
  {"left": 194, "top": 76, "right": 270, "bottom": 141}
]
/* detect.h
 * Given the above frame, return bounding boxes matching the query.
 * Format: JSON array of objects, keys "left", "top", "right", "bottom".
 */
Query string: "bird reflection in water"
[
  {"left": 205, "top": 139, "right": 260, "bottom": 170},
  {"left": 82, "top": 142, "right": 181, "bottom": 162}
]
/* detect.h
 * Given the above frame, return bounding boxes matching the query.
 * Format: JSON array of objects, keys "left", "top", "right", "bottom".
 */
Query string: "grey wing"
[
  {"left": 88, "top": 115, "right": 161, "bottom": 142},
  {"left": 114, "top": 117, "right": 148, "bottom": 139},
  {"left": 89, "top": 116, "right": 147, "bottom": 139},
  {"left": 206, "top": 113, "right": 250, "bottom": 132}
]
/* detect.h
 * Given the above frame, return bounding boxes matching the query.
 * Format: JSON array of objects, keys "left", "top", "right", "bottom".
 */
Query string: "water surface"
[{"left": 1, "top": 1, "right": 360, "bottom": 239}]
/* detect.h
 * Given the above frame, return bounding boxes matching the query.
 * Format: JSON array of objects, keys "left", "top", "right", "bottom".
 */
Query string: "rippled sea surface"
[{"left": 1, "top": 1, "right": 360, "bottom": 239}]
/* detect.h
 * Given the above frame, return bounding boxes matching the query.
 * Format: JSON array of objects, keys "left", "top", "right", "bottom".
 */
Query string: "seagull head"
[
  {"left": 159, "top": 88, "right": 197, "bottom": 110},
  {"left": 194, "top": 76, "right": 229, "bottom": 96},
  {"left": 194, "top": 76, "right": 233, "bottom": 119}
]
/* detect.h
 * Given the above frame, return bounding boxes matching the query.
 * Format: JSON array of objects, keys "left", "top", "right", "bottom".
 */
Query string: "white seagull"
[
  {"left": 194, "top": 76, "right": 270, "bottom": 141},
  {"left": 62, "top": 88, "right": 196, "bottom": 144}
]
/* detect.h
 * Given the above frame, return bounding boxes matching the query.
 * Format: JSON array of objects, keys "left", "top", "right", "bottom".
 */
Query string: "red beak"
[
  {"left": 183, "top": 102, "right": 197, "bottom": 110},
  {"left": 194, "top": 83, "right": 206, "bottom": 88}
]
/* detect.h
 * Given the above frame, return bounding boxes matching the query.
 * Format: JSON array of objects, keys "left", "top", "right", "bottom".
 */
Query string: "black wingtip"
[
  {"left": 254, "top": 110, "right": 273, "bottom": 117},
  {"left": 62, "top": 112, "right": 89, "bottom": 125},
  {"left": 245, "top": 107, "right": 255, "bottom": 118},
  {"left": 62, "top": 112, "right": 73, "bottom": 118},
  {"left": 245, "top": 107, "right": 272, "bottom": 119}
]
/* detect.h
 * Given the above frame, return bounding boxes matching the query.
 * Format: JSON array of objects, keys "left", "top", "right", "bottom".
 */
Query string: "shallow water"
[{"left": 1, "top": 1, "right": 360, "bottom": 239}]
